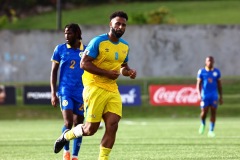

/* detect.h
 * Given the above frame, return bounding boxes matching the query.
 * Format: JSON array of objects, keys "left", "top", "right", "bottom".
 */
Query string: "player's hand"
[
  {"left": 51, "top": 95, "right": 59, "bottom": 108},
  {"left": 107, "top": 70, "right": 120, "bottom": 80},
  {"left": 128, "top": 69, "right": 137, "bottom": 79},
  {"left": 219, "top": 97, "right": 223, "bottom": 105}
]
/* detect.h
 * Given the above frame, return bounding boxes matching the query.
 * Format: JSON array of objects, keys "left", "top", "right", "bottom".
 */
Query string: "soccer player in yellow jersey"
[{"left": 54, "top": 11, "right": 137, "bottom": 160}]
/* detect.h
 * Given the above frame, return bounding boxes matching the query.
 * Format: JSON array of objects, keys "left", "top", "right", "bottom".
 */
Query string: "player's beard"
[
  {"left": 111, "top": 27, "right": 124, "bottom": 38},
  {"left": 67, "top": 39, "right": 76, "bottom": 47}
]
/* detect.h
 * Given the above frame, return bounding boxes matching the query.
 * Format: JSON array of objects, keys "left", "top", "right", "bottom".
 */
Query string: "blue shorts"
[
  {"left": 200, "top": 95, "right": 218, "bottom": 109},
  {"left": 59, "top": 96, "right": 84, "bottom": 116}
]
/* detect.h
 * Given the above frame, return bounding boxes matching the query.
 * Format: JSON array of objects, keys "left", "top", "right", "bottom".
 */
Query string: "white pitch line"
[{"left": 121, "top": 120, "right": 147, "bottom": 125}]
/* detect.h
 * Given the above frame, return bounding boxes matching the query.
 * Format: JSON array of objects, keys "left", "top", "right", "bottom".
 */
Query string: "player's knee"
[
  {"left": 64, "top": 121, "right": 73, "bottom": 129},
  {"left": 106, "top": 122, "right": 118, "bottom": 134},
  {"left": 73, "top": 120, "right": 84, "bottom": 127}
]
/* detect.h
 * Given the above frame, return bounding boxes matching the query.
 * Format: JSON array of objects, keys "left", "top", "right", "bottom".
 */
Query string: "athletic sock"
[
  {"left": 98, "top": 146, "right": 111, "bottom": 160},
  {"left": 72, "top": 137, "right": 82, "bottom": 156},
  {"left": 64, "top": 129, "right": 77, "bottom": 140},
  {"left": 209, "top": 122, "right": 215, "bottom": 131},
  {"left": 201, "top": 119, "right": 206, "bottom": 126},
  {"left": 64, "top": 124, "right": 83, "bottom": 140}
]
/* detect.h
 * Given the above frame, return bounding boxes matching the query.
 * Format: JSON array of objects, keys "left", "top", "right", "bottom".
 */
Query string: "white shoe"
[{"left": 208, "top": 131, "right": 215, "bottom": 138}]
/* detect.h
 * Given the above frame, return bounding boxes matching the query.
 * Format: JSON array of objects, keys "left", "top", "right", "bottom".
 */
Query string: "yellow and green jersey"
[{"left": 83, "top": 33, "right": 129, "bottom": 92}]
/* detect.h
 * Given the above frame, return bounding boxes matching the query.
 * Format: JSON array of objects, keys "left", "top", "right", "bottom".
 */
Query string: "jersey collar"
[
  {"left": 66, "top": 41, "right": 83, "bottom": 50},
  {"left": 205, "top": 66, "right": 214, "bottom": 71}
]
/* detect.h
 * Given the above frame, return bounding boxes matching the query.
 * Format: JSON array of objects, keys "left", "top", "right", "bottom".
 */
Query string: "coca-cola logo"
[{"left": 153, "top": 87, "right": 198, "bottom": 104}]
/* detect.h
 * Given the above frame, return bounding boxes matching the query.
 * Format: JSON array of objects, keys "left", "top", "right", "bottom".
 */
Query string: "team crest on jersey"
[
  {"left": 122, "top": 50, "right": 127, "bottom": 54},
  {"left": 79, "top": 52, "right": 83, "bottom": 57},
  {"left": 213, "top": 71, "right": 218, "bottom": 77},
  {"left": 62, "top": 100, "right": 68, "bottom": 107}
]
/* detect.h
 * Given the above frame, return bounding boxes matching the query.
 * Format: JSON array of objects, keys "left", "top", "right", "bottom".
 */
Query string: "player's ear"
[{"left": 109, "top": 21, "right": 112, "bottom": 28}]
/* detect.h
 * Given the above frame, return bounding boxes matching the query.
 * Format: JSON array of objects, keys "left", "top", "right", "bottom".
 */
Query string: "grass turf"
[{"left": 0, "top": 118, "right": 239, "bottom": 160}]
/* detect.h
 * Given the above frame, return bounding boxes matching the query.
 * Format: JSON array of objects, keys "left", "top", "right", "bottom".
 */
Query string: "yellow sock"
[
  {"left": 98, "top": 146, "right": 111, "bottom": 160},
  {"left": 64, "top": 129, "right": 76, "bottom": 140}
]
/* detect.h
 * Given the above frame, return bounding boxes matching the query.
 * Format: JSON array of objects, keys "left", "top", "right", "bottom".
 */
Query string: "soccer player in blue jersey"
[
  {"left": 50, "top": 23, "right": 86, "bottom": 160},
  {"left": 196, "top": 56, "right": 223, "bottom": 137},
  {"left": 53, "top": 11, "right": 137, "bottom": 160}
]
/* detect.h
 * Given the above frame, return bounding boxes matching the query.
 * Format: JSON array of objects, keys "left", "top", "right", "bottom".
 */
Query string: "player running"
[{"left": 53, "top": 11, "right": 137, "bottom": 160}]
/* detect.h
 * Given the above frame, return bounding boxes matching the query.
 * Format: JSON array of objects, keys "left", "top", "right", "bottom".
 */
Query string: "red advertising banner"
[{"left": 149, "top": 85, "right": 200, "bottom": 106}]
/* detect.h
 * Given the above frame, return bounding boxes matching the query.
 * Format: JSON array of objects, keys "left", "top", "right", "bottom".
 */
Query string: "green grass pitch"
[{"left": 0, "top": 118, "right": 239, "bottom": 160}]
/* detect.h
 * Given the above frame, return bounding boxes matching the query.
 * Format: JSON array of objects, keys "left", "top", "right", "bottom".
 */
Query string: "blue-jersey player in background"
[
  {"left": 196, "top": 56, "right": 223, "bottom": 137},
  {"left": 50, "top": 23, "right": 86, "bottom": 160}
]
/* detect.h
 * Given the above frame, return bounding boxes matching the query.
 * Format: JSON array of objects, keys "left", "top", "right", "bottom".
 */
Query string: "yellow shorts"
[{"left": 83, "top": 85, "right": 122, "bottom": 123}]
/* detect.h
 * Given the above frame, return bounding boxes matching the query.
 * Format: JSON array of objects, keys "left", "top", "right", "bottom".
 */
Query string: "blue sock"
[
  {"left": 62, "top": 125, "right": 70, "bottom": 151},
  {"left": 209, "top": 122, "right": 215, "bottom": 131},
  {"left": 201, "top": 119, "right": 206, "bottom": 126},
  {"left": 72, "top": 137, "right": 82, "bottom": 156}
]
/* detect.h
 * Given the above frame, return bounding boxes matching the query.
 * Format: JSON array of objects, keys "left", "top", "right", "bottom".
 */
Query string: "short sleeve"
[
  {"left": 84, "top": 37, "right": 101, "bottom": 59},
  {"left": 51, "top": 45, "right": 61, "bottom": 63},
  {"left": 197, "top": 69, "right": 202, "bottom": 79}
]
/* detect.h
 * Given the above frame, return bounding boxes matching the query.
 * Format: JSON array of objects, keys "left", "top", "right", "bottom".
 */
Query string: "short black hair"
[
  {"left": 64, "top": 23, "right": 82, "bottom": 40},
  {"left": 110, "top": 11, "right": 128, "bottom": 21}
]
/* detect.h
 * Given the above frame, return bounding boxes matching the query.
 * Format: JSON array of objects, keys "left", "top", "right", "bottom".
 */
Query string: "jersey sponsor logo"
[
  {"left": 105, "top": 48, "right": 109, "bottom": 52},
  {"left": 208, "top": 78, "right": 213, "bottom": 83},
  {"left": 149, "top": 85, "right": 200, "bottom": 106}
]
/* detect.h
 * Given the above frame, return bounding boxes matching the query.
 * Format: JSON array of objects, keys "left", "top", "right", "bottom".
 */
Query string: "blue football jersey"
[
  {"left": 197, "top": 67, "right": 221, "bottom": 98},
  {"left": 51, "top": 42, "right": 86, "bottom": 102}
]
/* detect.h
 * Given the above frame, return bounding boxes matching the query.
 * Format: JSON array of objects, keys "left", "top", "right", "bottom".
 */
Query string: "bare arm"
[
  {"left": 50, "top": 62, "right": 59, "bottom": 107},
  {"left": 217, "top": 79, "right": 223, "bottom": 105},
  {"left": 196, "top": 78, "right": 202, "bottom": 101},
  {"left": 80, "top": 54, "right": 120, "bottom": 80}
]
